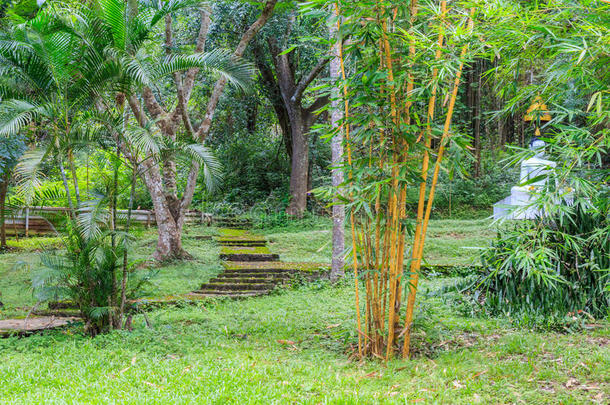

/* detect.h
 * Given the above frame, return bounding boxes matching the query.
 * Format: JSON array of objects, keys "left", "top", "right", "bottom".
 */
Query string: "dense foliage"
[{"left": 477, "top": 199, "right": 609, "bottom": 329}]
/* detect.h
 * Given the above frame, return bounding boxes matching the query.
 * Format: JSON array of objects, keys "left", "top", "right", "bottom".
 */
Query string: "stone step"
[
  {"left": 187, "top": 235, "right": 213, "bottom": 240},
  {"left": 220, "top": 253, "right": 279, "bottom": 262},
  {"left": 199, "top": 282, "right": 275, "bottom": 291},
  {"left": 219, "top": 272, "right": 294, "bottom": 280},
  {"left": 219, "top": 241, "right": 267, "bottom": 247},
  {"left": 208, "top": 276, "right": 288, "bottom": 284},
  {"left": 188, "top": 291, "right": 267, "bottom": 298},
  {"left": 222, "top": 268, "right": 299, "bottom": 274},
  {"left": 214, "top": 272, "right": 291, "bottom": 279},
  {"left": 221, "top": 269, "right": 299, "bottom": 277}
]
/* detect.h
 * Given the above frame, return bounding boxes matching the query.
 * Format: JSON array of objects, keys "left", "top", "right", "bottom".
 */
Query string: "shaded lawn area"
[
  {"left": 0, "top": 219, "right": 493, "bottom": 317},
  {"left": 264, "top": 218, "right": 495, "bottom": 266},
  {"left": 0, "top": 219, "right": 607, "bottom": 403},
  {"left": 0, "top": 280, "right": 608, "bottom": 403}
]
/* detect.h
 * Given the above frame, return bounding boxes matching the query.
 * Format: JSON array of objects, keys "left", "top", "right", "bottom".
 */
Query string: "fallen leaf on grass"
[
  {"left": 131, "top": 356, "right": 137, "bottom": 365},
  {"left": 277, "top": 340, "right": 296, "bottom": 345},
  {"left": 565, "top": 377, "right": 579, "bottom": 389},
  {"left": 363, "top": 371, "right": 382, "bottom": 379},
  {"left": 326, "top": 323, "right": 340, "bottom": 329},
  {"left": 470, "top": 370, "right": 487, "bottom": 380},
  {"left": 144, "top": 381, "right": 161, "bottom": 389}
]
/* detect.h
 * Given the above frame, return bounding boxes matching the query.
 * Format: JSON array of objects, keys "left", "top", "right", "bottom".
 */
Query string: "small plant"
[{"left": 32, "top": 202, "right": 150, "bottom": 335}]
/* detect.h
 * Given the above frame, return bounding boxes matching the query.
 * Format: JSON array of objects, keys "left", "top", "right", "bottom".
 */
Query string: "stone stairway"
[{"left": 190, "top": 229, "right": 328, "bottom": 298}]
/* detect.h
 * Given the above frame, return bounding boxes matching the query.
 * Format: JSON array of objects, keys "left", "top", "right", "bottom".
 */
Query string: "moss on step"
[
  {"left": 220, "top": 245, "right": 271, "bottom": 255},
  {"left": 218, "top": 229, "right": 250, "bottom": 237},
  {"left": 222, "top": 261, "right": 329, "bottom": 273}
]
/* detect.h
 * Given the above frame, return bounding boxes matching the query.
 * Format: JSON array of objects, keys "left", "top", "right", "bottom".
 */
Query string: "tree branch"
[
  {"left": 292, "top": 56, "right": 330, "bottom": 103},
  {"left": 128, "top": 95, "right": 147, "bottom": 127},
  {"left": 193, "top": 0, "right": 278, "bottom": 143},
  {"left": 304, "top": 95, "right": 330, "bottom": 128}
]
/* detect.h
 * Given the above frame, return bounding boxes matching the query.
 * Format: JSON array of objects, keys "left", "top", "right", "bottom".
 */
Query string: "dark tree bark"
[{"left": 255, "top": 38, "right": 330, "bottom": 217}]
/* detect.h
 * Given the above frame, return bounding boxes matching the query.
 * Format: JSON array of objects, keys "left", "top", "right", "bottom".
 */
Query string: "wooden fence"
[{"left": 3, "top": 207, "right": 213, "bottom": 237}]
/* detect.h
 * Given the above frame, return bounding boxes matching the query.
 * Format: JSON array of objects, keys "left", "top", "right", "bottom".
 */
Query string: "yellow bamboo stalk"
[
  {"left": 392, "top": 0, "right": 420, "bottom": 343},
  {"left": 335, "top": 2, "right": 363, "bottom": 358},
  {"left": 402, "top": 0, "right": 447, "bottom": 357},
  {"left": 402, "top": 7, "right": 474, "bottom": 357},
  {"left": 378, "top": 8, "right": 404, "bottom": 359}
]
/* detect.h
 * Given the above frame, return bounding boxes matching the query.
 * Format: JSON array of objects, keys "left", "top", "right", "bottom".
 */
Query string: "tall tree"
[
  {"left": 123, "top": 0, "right": 278, "bottom": 259},
  {"left": 253, "top": 12, "right": 330, "bottom": 217},
  {"left": 328, "top": 3, "right": 344, "bottom": 280}
]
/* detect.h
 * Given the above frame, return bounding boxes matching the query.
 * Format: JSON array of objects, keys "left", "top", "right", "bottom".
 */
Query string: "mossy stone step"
[
  {"left": 222, "top": 261, "right": 329, "bottom": 273},
  {"left": 218, "top": 229, "right": 250, "bottom": 237},
  {"left": 221, "top": 269, "right": 300, "bottom": 275},
  {"left": 220, "top": 253, "right": 280, "bottom": 262},
  {"left": 214, "top": 273, "right": 291, "bottom": 279},
  {"left": 188, "top": 291, "right": 266, "bottom": 298},
  {"left": 186, "top": 235, "right": 213, "bottom": 240},
  {"left": 208, "top": 277, "right": 288, "bottom": 284},
  {"left": 199, "top": 282, "right": 274, "bottom": 291},
  {"left": 221, "top": 245, "right": 271, "bottom": 254},
  {"left": 219, "top": 241, "right": 267, "bottom": 247}
]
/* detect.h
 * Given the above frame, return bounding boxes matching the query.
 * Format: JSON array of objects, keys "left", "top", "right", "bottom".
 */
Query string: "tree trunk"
[
  {"left": 140, "top": 159, "right": 189, "bottom": 261},
  {"left": 286, "top": 112, "right": 309, "bottom": 217},
  {"left": 0, "top": 172, "right": 8, "bottom": 249},
  {"left": 329, "top": 5, "right": 345, "bottom": 281}
]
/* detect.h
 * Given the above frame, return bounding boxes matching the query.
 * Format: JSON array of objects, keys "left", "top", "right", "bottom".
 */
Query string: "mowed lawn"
[{"left": 0, "top": 219, "right": 608, "bottom": 404}]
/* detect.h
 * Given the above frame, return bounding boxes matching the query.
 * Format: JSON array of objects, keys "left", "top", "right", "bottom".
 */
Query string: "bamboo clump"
[{"left": 336, "top": 1, "right": 475, "bottom": 360}]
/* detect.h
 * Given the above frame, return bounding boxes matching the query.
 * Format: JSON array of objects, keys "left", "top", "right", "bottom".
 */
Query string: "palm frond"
[
  {"left": 177, "top": 142, "right": 223, "bottom": 192},
  {"left": 14, "top": 148, "right": 48, "bottom": 205},
  {"left": 156, "top": 49, "right": 255, "bottom": 92},
  {"left": 76, "top": 195, "right": 111, "bottom": 242},
  {"left": 123, "top": 122, "right": 162, "bottom": 156}
]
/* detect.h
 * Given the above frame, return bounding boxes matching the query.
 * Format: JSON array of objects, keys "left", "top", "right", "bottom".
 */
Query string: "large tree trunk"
[
  {"left": 141, "top": 160, "right": 189, "bottom": 261},
  {"left": 329, "top": 5, "right": 344, "bottom": 281},
  {"left": 286, "top": 112, "right": 309, "bottom": 217},
  {"left": 267, "top": 39, "right": 330, "bottom": 218}
]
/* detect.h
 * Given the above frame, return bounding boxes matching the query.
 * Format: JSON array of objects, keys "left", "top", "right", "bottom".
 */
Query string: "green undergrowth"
[
  {"left": 0, "top": 220, "right": 607, "bottom": 403},
  {"left": 0, "top": 278, "right": 608, "bottom": 403}
]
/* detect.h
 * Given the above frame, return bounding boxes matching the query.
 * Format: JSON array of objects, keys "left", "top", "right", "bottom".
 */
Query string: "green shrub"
[
  {"left": 32, "top": 207, "right": 151, "bottom": 335},
  {"left": 472, "top": 198, "right": 610, "bottom": 329}
]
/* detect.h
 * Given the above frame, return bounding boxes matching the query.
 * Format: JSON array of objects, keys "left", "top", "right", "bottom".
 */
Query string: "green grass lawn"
[{"left": 0, "top": 219, "right": 608, "bottom": 403}]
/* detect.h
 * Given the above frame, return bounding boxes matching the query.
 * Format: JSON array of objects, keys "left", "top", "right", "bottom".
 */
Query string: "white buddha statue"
[
  {"left": 508, "top": 138, "right": 556, "bottom": 219},
  {"left": 493, "top": 96, "right": 561, "bottom": 220}
]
